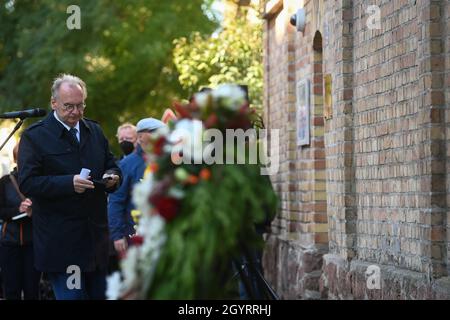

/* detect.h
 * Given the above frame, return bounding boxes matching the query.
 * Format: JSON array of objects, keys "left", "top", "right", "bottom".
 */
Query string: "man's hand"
[
  {"left": 114, "top": 237, "right": 128, "bottom": 254},
  {"left": 102, "top": 173, "right": 120, "bottom": 189},
  {"left": 73, "top": 175, "right": 95, "bottom": 193},
  {"left": 19, "top": 198, "right": 33, "bottom": 217}
]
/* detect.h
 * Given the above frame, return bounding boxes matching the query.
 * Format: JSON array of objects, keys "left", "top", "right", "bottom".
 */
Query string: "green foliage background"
[
  {"left": 0, "top": 0, "right": 217, "bottom": 152},
  {"left": 173, "top": 15, "right": 263, "bottom": 112},
  {"left": 0, "top": 0, "right": 265, "bottom": 153}
]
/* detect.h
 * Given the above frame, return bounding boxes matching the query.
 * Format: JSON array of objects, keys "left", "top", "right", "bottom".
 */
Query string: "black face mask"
[{"left": 119, "top": 141, "right": 135, "bottom": 156}]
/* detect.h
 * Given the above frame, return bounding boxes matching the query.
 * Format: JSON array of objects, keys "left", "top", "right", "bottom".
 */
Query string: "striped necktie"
[{"left": 69, "top": 127, "right": 79, "bottom": 144}]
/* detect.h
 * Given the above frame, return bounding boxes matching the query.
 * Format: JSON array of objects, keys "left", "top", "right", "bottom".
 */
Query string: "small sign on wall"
[{"left": 296, "top": 79, "right": 310, "bottom": 146}]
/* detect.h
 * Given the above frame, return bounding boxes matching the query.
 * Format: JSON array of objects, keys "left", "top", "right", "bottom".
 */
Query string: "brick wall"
[
  {"left": 263, "top": 0, "right": 450, "bottom": 299},
  {"left": 354, "top": 0, "right": 427, "bottom": 274},
  {"left": 442, "top": 0, "right": 450, "bottom": 277},
  {"left": 322, "top": 0, "right": 357, "bottom": 261},
  {"left": 443, "top": 0, "right": 450, "bottom": 276},
  {"left": 263, "top": 0, "right": 331, "bottom": 299}
]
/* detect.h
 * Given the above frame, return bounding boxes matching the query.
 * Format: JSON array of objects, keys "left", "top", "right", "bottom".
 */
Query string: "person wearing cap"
[{"left": 108, "top": 118, "right": 166, "bottom": 254}]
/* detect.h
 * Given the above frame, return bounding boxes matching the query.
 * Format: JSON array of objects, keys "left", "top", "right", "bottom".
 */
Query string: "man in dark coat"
[{"left": 18, "top": 74, "right": 121, "bottom": 300}]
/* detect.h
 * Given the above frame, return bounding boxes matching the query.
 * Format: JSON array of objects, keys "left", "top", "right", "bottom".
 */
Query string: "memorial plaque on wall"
[{"left": 296, "top": 79, "right": 310, "bottom": 146}]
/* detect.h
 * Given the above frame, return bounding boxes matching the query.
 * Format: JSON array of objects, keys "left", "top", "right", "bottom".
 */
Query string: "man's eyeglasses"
[{"left": 61, "top": 103, "right": 86, "bottom": 112}]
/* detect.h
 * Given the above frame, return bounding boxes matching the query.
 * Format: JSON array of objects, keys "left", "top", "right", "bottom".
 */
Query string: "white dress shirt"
[{"left": 53, "top": 112, "right": 80, "bottom": 142}]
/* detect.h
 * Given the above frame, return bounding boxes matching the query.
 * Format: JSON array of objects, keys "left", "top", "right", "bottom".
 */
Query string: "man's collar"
[
  {"left": 53, "top": 110, "right": 80, "bottom": 132},
  {"left": 45, "top": 111, "right": 91, "bottom": 140}
]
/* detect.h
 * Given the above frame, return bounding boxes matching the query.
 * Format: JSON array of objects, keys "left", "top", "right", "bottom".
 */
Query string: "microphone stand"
[{"left": 0, "top": 118, "right": 24, "bottom": 152}]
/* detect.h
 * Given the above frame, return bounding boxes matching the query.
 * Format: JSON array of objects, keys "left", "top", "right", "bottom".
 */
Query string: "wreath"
[{"left": 107, "top": 84, "right": 278, "bottom": 299}]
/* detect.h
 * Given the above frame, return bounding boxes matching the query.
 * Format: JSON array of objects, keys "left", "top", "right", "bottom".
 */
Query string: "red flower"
[
  {"left": 227, "top": 115, "right": 252, "bottom": 130},
  {"left": 153, "top": 136, "right": 166, "bottom": 156},
  {"left": 129, "top": 235, "right": 144, "bottom": 247},
  {"left": 149, "top": 162, "right": 159, "bottom": 173},
  {"left": 239, "top": 103, "right": 250, "bottom": 113},
  {"left": 189, "top": 102, "right": 200, "bottom": 112},
  {"left": 149, "top": 195, "right": 180, "bottom": 221},
  {"left": 204, "top": 114, "right": 218, "bottom": 128},
  {"left": 186, "top": 174, "right": 199, "bottom": 185},
  {"left": 199, "top": 168, "right": 211, "bottom": 181},
  {"left": 173, "top": 101, "right": 192, "bottom": 119}
]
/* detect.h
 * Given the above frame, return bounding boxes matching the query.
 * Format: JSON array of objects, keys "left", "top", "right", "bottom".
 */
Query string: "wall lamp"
[{"left": 289, "top": 8, "right": 306, "bottom": 32}]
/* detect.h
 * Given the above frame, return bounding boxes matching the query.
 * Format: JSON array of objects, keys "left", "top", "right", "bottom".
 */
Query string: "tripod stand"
[{"left": 232, "top": 244, "right": 279, "bottom": 300}]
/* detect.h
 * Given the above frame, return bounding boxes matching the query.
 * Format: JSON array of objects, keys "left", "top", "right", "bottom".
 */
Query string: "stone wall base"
[
  {"left": 262, "top": 235, "right": 327, "bottom": 299},
  {"left": 263, "top": 237, "right": 450, "bottom": 299},
  {"left": 319, "top": 254, "right": 450, "bottom": 300}
]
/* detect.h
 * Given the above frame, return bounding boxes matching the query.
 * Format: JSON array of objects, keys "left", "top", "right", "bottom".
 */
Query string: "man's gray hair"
[{"left": 51, "top": 74, "right": 87, "bottom": 100}]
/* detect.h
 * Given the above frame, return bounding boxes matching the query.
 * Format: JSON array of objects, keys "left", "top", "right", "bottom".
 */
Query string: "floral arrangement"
[{"left": 107, "top": 84, "right": 278, "bottom": 299}]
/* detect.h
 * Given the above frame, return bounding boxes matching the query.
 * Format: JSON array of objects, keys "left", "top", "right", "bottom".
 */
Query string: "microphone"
[{"left": 0, "top": 108, "right": 47, "bottom": 119}]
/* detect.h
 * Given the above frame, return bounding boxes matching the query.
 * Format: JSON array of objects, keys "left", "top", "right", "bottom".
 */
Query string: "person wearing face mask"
[
  {"left": 106, "top": 123, "right": 138, "bottom": 273},
  {"left": 116, "top": 123, "right": 138, "bottom": 159},
  {"left": 108, "top": 118, "right": 166, "bottom": 256}
]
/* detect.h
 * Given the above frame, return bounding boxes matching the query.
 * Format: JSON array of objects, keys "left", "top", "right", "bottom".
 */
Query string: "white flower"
[
  {"left": 121, "top": 246, "right": 139, "bottom": 288},
  {"left": 106, "top": 272, "right": 123, "bottom": 300},
  {"left": 194, "top": 91, "right": 211, "bottom": 108},
  {"left": 152, "top": 125, "right": 169, "bottom": 138},
  {"left": 169, "top": 119, "right": 204, "bottom": 164},
  {"left": 132, "top": 174, "right": 154, "bottom": 215},
  {"left": 135, "top": 215, "right": 166, "bottom": 263},
  {"left": 169, "top": 119, "right": 204, "bottom": 142},
  {"left": 168, "top": 187, "right": 185, "bottom": 199},
  {"left": 135, "top": 215, "right": 167, "bottom": 294},
  {"left": 212, "top": 84, "right": 246, "bottom": 110},
  {"left": 136, "top": 214, "right": 166, "bottom": 241},
  {"left": 108, "top": 210, "right": 167, "bottom": 299}
]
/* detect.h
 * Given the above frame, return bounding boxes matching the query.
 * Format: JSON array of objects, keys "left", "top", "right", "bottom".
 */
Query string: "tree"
[
  {"left": 173, "top": 0, "right": 263, "bottom": 111},
  {"left": 0, "top": 0, "right": 217, "bottom": 151}
]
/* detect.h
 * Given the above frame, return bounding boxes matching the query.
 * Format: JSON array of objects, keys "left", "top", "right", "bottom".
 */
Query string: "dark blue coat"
[
  {"left": 18, "top": 112, "right": 121, "bottom": 272},
  {"left": 108, "top": 144, "right": 146, "bottom": 241}
]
